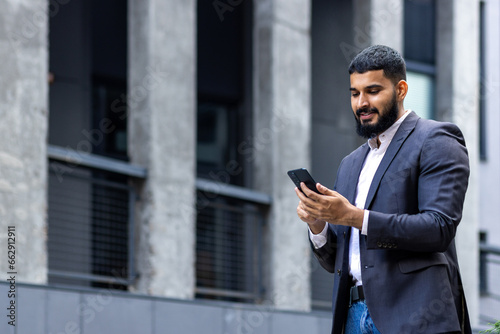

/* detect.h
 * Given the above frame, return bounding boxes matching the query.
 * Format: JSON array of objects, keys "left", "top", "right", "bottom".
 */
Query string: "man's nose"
[{"left": 357, "top": 93, "right": 369, "bottom": 110}]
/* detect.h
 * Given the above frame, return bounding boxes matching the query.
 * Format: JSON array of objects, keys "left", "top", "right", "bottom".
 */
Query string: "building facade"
[
  {"left": 478, "top": 0, "right": 500, "bottom": 325},
  {"left": 0, "top": 0, "right": 496, "bottom": 332}
]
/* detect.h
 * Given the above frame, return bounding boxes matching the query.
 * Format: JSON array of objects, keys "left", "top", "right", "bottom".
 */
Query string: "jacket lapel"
[
  {"left": 340, "top": 145, "right": 369, "bottom": 259},
  {"left": 345, "top": 144, "right": 370, "bottom": 204},
  {"left": 364, "top": 111, "right": 420, "bottom": 209}
]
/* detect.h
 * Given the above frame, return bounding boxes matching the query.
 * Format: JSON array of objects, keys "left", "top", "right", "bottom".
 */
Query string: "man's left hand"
[{"left": 295, "top": 182, "right": 364, "bottom": 230}]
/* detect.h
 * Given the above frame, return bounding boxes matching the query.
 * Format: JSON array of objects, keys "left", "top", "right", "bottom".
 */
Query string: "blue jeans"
[{"left": 345, "top": 300, "right": 381, "bottom": 334}]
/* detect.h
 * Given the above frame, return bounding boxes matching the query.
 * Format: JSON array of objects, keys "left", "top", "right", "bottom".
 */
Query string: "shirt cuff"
[
  {"left": 309, "top": 223, "right": 328, "bottom": 249},
  {"left": 361, "top": 210, "right": 369, "bottom": 235}
]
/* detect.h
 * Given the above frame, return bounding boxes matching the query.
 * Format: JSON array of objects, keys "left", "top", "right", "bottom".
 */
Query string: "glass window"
[
  {"left": 49, "top": 0, "right": 127, "bottom": 160},
  {"left": 196, "top": 0, "right": 252, "bottom": 187},
  {"left": 404, "top": 0, "right": 436, "bottom": 119},
  {"left": 195, "top": 0, "right": 260, "bottom": 303},
  {"left": 405, "top": 71, "right": 435, "bottom": 119},
  {"left": 404, "top": 0, "right": 436, "bottom": 65},
  {"left": 48, "top": 0, "right": 133, "bottom": 290}
]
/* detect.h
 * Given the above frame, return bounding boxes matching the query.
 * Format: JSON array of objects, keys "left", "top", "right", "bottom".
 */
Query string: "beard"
[{"left": 355, "top": 93, "right": 399, "bottom": 139}]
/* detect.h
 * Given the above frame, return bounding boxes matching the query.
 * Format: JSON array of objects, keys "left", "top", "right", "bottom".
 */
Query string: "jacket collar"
[
  {"left": 342, "top": 111, "right": 420, "bottom": 207},
  {"left": 363, "top": 111, "right": 420, "bottom": 209}
]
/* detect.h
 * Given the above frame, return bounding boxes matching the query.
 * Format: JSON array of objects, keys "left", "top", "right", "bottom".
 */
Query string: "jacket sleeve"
[
  {"left": 310, "top": 224, "right": 338, "bottom": 273},
  {"left": 366, "top": 122, "right": 470, "bottom": 252},
  {"left": 309, "top": 157, "right": 349, "bottom": 272}
]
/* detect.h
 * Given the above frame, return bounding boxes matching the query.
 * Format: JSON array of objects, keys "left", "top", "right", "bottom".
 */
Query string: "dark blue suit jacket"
[{"left": 312, "top": 111, "right": 471, "bottom": 334}]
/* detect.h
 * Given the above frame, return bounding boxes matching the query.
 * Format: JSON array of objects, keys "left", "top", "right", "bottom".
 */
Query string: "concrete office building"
[
  {"left": 0, "top": 0, "right": 497, "bottom": 332},
  {"left": 478, "top": 0, "right": 500, "bottom": 325}
]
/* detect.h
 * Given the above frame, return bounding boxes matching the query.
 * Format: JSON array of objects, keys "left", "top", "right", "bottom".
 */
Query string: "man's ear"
[{"left": 396, "top": 80, "right": 408, "bottom": 101}]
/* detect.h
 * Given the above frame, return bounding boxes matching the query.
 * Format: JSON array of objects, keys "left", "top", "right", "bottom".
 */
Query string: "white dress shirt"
[{"left": 309, "top": 110, "right": 411, "bottom": 286}]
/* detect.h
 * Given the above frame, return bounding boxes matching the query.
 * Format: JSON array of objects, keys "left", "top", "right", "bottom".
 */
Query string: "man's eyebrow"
[
  {"left": 350, "top": 84, "right": 383, "bottom": 91},
  {"left": 366, "top": 84, "right": 383, "bottom": 89}
]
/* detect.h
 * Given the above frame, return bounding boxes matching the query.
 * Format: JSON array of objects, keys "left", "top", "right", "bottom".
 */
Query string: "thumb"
[{"left": 316, "top": 183, "right": 336, "bottom": 196}]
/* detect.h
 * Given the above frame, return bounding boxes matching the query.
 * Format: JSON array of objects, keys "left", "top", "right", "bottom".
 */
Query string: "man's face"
[{"left": 349, "top": 70, "right": 403, "bottom": 139}]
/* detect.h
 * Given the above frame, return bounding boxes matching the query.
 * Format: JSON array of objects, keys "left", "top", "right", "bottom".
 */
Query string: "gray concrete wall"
[
  {"left": 479, "top": 0, "right": 500, "bottom": 324},
  {"left": 0, "top": 282, "right": 490, "bottom": 333},
  {"left": 311, "top": 0, "right": 360, "bottom": 189},
  {"left": 253, "top": 0, "right": 312, "bottom": 311},
  {"left": 128, "top": 0, "right": 197, "bottom": 299},
  {"left": 0, "top": 0, "right": 49, "bottom": 284},
  {"left": 480, "top": 0, "right": 500, "bottom": 248},
  {"left": 309, "top": 0, "right": 358, "bottom": 306},
  {"left": 369, "top": 0, "right": 403, "bottom": 51},
  {"left": 436, "top": 0, "right": 480, "bottom": 327},
  {"left": 353, "top": 0, "right": 404, "bottom": 52},
  {"left": 0, "top": 283, "right": 332, "bottom": 334}
]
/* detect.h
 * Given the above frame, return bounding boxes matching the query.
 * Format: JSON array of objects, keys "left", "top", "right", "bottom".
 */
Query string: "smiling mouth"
[{"left": 358, "top": 110, "right": 377, "bottom": 121}]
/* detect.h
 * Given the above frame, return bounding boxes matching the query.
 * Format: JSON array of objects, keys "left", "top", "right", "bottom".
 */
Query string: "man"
[{"left": 295, "top": 45, "right": 471, "bottom": 334}]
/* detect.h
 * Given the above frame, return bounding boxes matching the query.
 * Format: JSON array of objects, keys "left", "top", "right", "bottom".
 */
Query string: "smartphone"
[{"left": 287, "top": 168, "right": 321, "bottom": 194}]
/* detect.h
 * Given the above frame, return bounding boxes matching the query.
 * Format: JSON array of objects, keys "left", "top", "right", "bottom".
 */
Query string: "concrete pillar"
[
  {"left": 311, "top": 0, "right": 358, "bottom": 187},
  {"left": 436, "top": 0, "right": 480, "bottom": 327},
  {"left": 478, "top": 0, "right": 500, "bottom": 322},
  {"left": 480, "top": 0, "right": 500, "bottom": 243},
  {"left": 253, "top": 0, "right": 312, "bottom": 311},
  {"left": 128, "top": 0, "right": 197, "bottom": 299},
  {"left": 0, "top": 0, "right": 49, "bottom": 283},
  {"left": 352, "top": 0, "right": 404, "bottom": 52}
]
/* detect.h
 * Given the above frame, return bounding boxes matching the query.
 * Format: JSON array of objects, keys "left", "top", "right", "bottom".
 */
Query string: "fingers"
[
  {"left": 316, "top": 183, "right": 339, "bottom": 197},
  {"left": 294, "top": 185, "right": 314, "bottom": 204},
  {"left": 299, "top": 182, "right": 322, "bottom": 201},
  {"left": 295, "top": 185, "right": 321, "bottom": 213},
  {"left": 316, "top": 183, "right": 330, "bottom": 195},
  {"left": 296, "top": 203, "right": 311, "bottom": 223},
  {"left": 294, "top": 187, "right": 318, "bottom": 219},
  {"left": 294, "top": 182, "right": 354, "bottom": 227},
  {"left": 294, "top": 187, "right": 315, "bottom": 216},
  {"left": 294, "top": 182, "right": 341, "bottom": 222},
  {"left": 298, "top": 197, "right": 322, "bottom": 221},
  {"left": 296, "top": 201, "right": 320, "bottom": 223}
]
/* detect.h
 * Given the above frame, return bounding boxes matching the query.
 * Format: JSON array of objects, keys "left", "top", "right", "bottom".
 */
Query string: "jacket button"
[{"left": 337, "top": 269, "right": 341, "bottom": 276}]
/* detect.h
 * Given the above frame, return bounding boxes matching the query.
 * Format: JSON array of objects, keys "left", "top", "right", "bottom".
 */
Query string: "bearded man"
[{"left": 294, "top": 45, "right": 471, "bottom": 334}]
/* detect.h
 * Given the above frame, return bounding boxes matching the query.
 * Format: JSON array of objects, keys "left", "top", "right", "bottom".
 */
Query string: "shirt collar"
[{"left": 367, "top": 110, "right": 411, "bottom": 150}]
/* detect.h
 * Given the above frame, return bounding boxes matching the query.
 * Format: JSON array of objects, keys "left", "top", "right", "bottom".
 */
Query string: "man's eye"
[
  {"left": 351, "top": 92, "right": 359, "bottom": 97},
  {"left": 369, "top": 90, "right": 379, "bottom": 94}
]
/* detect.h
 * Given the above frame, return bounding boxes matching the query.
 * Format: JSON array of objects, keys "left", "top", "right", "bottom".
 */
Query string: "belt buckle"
[
  {"left": 349, "top": 285, "right": 364, "bottom": 307},
  {"left": 349, "top": 285, "right": 359, "bottom": 307}
]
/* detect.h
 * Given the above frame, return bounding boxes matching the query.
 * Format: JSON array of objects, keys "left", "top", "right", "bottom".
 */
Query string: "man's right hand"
[{"left": 295, "top": 184, "right": 327, "bottom": 234}]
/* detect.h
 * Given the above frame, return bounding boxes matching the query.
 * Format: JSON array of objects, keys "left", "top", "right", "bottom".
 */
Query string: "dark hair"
[{"left": 348, "top": 45, "right": 406, "bottom": 84}]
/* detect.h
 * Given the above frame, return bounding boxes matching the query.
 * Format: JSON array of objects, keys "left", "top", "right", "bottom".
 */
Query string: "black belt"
[{"left": 349, "top": 285, "right": 365, "bottom": 307}]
